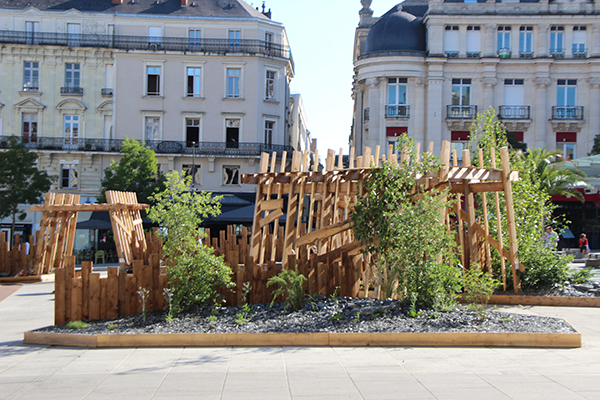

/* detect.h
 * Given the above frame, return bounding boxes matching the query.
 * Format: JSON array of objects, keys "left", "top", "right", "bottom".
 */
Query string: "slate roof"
[{"left": 0, "top": 0, "right": 270, "bottom": 19}]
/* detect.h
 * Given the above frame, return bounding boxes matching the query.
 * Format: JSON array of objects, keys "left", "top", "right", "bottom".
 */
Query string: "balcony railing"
[
  {"left": 385, "top": 105, "right": 410, "bottom": 118},
  {"left": 498, "top": 105, "right": 530, "bottom": 120},
  {"left": 447, "top": 105, "right": 478, "bottom": 119},
  {"left": 101, "top": 88, "right": 113, "bottom": 96},
  {"left": 61, "top": 86, "right": 83, "bottom": 95},
  {"left": 22, "top": 81, "right": 39, "bottom": 92},
  {"left": 0, "top": 30, "right": 291, "bottom": 60},
  {"left": 0, "top": 136, "right": 293, "bottom": 157},
  {"left": 519, "top": 51, "right": 534, "bottom": 59},
  {"left": 550, "top": 50, "right": 565, "bottom": 59},
  {"left": 552, "top": 106, "right": 584, "bottom": 120}
]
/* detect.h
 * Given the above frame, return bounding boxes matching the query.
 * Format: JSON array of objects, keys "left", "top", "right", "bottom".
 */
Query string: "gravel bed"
[{"left": 38, "top": 297, "right": 577, "bottom": 336}]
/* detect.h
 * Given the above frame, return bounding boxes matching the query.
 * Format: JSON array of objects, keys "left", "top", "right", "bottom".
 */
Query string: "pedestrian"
[
  {"left": 579, "top": 233, "right": 590, "bottom": 257},
  {"left": 542, "top": 226, "right": 559, "bottom": 248}
]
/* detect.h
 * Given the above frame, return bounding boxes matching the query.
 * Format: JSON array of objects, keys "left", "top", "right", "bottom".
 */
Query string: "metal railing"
[
  {"left": 101, "top": 88, "right": 113, "bottom": 96},
  {"left": 447, "top": 105, "right": 478, "bottom": 119},
  {"left": 385, "top": 105, "right": 410, "bottom": 118},
  {"left": 61, "top": 86, "right": 83, "bottom": 95},
  {"left": 552, "top": 106, "right": 584, "bottom": 120},
  {"left": 0, "top": 136, "right": 293, "bottom": 156},
  {"left": 0, "top": 30, "right": 291, "bottom": 60},
  {"left": 498, "top": 105, "right": 530, "bottom": 120}
]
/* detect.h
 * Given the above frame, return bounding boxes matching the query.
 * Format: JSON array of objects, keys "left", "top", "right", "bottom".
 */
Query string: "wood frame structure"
[
  {"left": 30, "top": 191, "right": 149, "bottom": 273},
  {"left": 242, "top": 141, "right": 522, "bottom": 294}
]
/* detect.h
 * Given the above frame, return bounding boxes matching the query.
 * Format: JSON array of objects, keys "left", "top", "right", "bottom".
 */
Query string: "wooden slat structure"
[
  {"left": 0, "top": 232, "right": 37, "bottom": 279},
  {"left": 31, "top": 191, "right": 149, "bottom": 274},
  {"left": 242, "top": 141, "right": 522, "bottom": 294}
]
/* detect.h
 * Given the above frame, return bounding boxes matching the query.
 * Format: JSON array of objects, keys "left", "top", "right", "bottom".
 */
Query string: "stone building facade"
[{"left": 352, "top": 0, "right": 600, "bottom": 159}]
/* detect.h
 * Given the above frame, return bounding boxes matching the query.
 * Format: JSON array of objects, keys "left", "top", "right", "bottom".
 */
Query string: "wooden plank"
[
  {"left": 462, "top": 150, "right": 478, "bottom": 268},
  {"left": 260, "top": 199, "right": 284, "bottom": 212},
  {"left": 89, "top": 273, "right": 101, "bottom": 321},
  {"left": 64, "top": 255, "right": 75, "bottom": 322},
  {"left": 71, "top": 277, "right": 83, "bottom": 322},
  {"left": 100, "top": 278, "right": 107, "bottom": 320},
  {"left": 295, "top": 220, "right": 351, "bottom": 248},
  {"left": 478, "top": 148, "right": 492, "bottom": 274},
  {"left": 81, "top": 261, "right": 92, "bottom": 320},
  {"left": 30, "top": 203, "right": 149, "bottom": 212},
  {"left": 106, "top": 268, "right": 119, "bottom": 319},
  {"left": 491, "top": 147, "right": 507, "bottom": 291},
  {"left": 259, "top": 209, "right": 283, "bottom": 229},
  {"left": 250, "top": 152, "right": 271, "bottom": 262},
  {"left": 126, "top": 275, "right": 137, "bottom": 315},
  {"left": 54, "top": 267, "right": 66, "bottom": 325}
]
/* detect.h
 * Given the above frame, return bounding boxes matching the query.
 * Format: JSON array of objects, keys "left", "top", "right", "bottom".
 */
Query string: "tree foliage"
[
  {"left": 589, "top": 133, "right": 600, "bottom": 156},
  {"left": 351, "top": 134, "right": 461, "bottom": 309},
  {"left": 98, "top": 137, "right": 165, "bottom": 204},
  {"left": 469, "top": 108, "right": 572, "bottom": 290},
  {"left": 147, "top": 171, "right": 232, "bottom": 313},
  {"left": 0, "top": 136, "right": 53, "bottom": 241}
]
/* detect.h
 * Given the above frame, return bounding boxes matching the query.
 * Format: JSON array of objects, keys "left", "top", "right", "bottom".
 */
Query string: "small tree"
[
  {"left": 589, "top": 133, "right": 600, "bottom": 156},
  {"left": 0, "top": 136, "right": 53, "bottom": 244},
  {"left": 351, "top": 134, "right": 461, "bottom": 309},
  {"left": 147, "top": 171, "right": 233, "bottom": 313},
  {"left": 98, "top": 137, "right": 165, "bottom": 204}
]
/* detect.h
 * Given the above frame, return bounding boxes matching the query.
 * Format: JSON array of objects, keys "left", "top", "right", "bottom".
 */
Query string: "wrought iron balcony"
[
  {"left": 0, "top": 136, "right": 293, "bottom": 157},
  {"left": 572, "top": 50, "right": 588, "bottom": 59},
  {"left": 466, "top": 52, "right": 481, "bottom": 58},
  {"left": 61, "top": 86, "right": 83, "bottom": 95},
  {"left": 101, "top": 88, "right": 113, "bottom": 96},
  {"left": 552, "top": 106, "right": 584, "bottom": 120},
  {"left": 550, "top": 49, "right": 565, "bottom": 59},
  {"left": 385, "top": 105, "right": 410, "bottom": 118},
  {"left": 447, "top": 105, "right": 477, "bottom": 119},
  {"left": 22, "top": 81, "right": 39, "bottom": 92},
  {"left": 519, "top": 51, "right": 534, "bottom": 59},
  {"left": 0, "top": 30, "right": 291, "bottom": 60},
  {"left": 498, "top": 105, "right": 530, "bottom": 120}
]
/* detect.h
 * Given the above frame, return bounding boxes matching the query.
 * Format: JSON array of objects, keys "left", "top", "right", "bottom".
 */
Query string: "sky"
[{"left": 247, "top": 0, "right": 403, "bottom": 156}]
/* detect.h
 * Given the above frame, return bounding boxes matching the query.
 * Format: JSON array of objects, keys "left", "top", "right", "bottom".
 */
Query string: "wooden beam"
[
  {"left": 501, "top": 147, "right": 521, "bottom": 294},
  {"left": 295, "top": 220, "right": 351, "bottom": 248},
  {"left": 491, "top": 147, "right": 507, "bottom": 291}
]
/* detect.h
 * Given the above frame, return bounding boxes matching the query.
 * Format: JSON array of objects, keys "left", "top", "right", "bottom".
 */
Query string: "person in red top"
[{"left": 579, "top": 233, "right": 590, "bottom": 257}]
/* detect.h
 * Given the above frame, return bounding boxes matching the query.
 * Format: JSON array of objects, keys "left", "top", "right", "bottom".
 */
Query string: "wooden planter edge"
[
  {"left": 23, "top": 330, "right": 581, "bottom": 348},
  {"left": 485, "top": 295, "right": 600, "bottom": 307}
]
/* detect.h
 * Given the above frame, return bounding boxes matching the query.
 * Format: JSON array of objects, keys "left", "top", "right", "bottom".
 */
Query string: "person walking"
[{"left": 579, "top": 233, "right": 590, "bottom": 258}]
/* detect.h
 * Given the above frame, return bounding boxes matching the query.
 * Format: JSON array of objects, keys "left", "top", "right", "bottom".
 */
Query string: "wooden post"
[
  {"left": 478, "top": 149, "right": 493, "bottom": 274},
  {"left": 250, "top": 152, "right": 271, "bottom": 262},
  {"left": 491, "top": 148, "right": 507, "bottom": 291},
  {"left": 462, "top": 149, "right": 478, "bottom": 268},
  {"left": 500, "top": 147, "right": 521, "bottom": 294}
]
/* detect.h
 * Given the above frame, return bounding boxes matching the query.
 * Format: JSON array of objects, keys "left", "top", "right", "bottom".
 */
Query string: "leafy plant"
[
  {"left": 148, "top": 171, "right": 233, "bottom": 313},
  {"left": 163, "top": 288, "right": 175, "bottom": 322},
  {"left": 463, "top": 266, "right": 499, "bottom": 319},
  {"left": 137, "top": 287, "right": 150, "bottom": 323},
  {"left": 65, "top": 321, "right": 88, "bottom": 330},
  {"left": 516, "top": 244, "right": 572, "bottom": 291},
  {"left": 208, "top": 315, "right": 218, "bottom": 326},
  {"left": 569, "top": 267, "right": 593, "bottom": 285},
  {"left": 235, "top": 304, "right": 251, "bottom": 325},
  {"left": 353, "top": 312, "right": 361, "bottom": 324},
  {"left": 107, "top": 323, "right": 118, "bottom": 330},
  {"left": 351, "top": 134, "right": 461, "bottom": 308},
  {"left": 267, "top": 267, "right": 307, "bottom": 311}
]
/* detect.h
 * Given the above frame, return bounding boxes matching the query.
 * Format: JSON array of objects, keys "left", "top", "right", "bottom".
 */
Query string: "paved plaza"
[{"left": 1, "top": 281, "right": 600, "bottom": 400}]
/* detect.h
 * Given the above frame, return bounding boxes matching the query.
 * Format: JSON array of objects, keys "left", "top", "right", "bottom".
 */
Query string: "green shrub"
[
  {"left": 518, "top": 244, "right": 572, "bottom": 291},
  {"left": 65, "top": 321, "right": 88, "bottom": 330},
  {"left": 569, "top": 267, "right": 593, "bottom": 285},
  {"left": 267, "top": 267, "right": 307, "bottom": 311},
  {"left": 463, "top": 267, "right": 499, "bottom": 319}
]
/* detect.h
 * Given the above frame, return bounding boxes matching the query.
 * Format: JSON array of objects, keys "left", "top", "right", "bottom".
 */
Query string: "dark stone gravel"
[{"left": 37, "top": 297, "right": 577, "bottom": 336}]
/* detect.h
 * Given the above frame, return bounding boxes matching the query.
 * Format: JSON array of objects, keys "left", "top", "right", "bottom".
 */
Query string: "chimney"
[
  {"left": 261, "top": 2, "right": 271, "bottom": 19},
  {"left": 112, "top": 0, "right": 123, "bottom": 3},
  {"left": 181, "top": 0, "right": 187, "bottom": 6}
]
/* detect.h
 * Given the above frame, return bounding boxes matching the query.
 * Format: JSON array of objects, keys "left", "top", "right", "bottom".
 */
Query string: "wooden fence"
[{"left": 0, "top": 232, "right": 37, "bottom": 279}]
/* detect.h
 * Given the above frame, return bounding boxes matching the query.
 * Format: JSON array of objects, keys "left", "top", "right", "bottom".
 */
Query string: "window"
[
  {"left": 519, "top": 26, "right": 533, "bottom": 57},
  {"left": 22, "top": 113, "right": 37, "bottom": 144},
  {"left": 444, "top": 26, "right": 459, "bottom": 56},
  {"left": 451, "top": 132, "right": 470, "bottom": 161},
  {"left": 550, "top": 26, "right": 564, "bottom": 54},
  {"left": 65, "top": 63, "right": 80, "bottom": 88},
  {"left": 189, "top": 29, "right": 201, "bottom": 46},
  {"left": 67, "top": 23, "right": 81, "bottom": 47},
  {"left": 63, "top": 115, "right": 79, "bottom": 147},
  {"left": 573, "top": 26, "right": 586, "bottom": 56},
  {"left": 146, "top": 66, "right": 161, "bottom": 96},
  {"left": 386, "top": 78, "right": 408, "bottom": 117},
  {"left": 497, "top": 26, "right": 511, "bottom": 54},
  {"left": 557, "top": 133, "right": 576, "bottom": 160},
  {"left": 452, "top": 79, "right": 471, "bottom": 106},
  {"left": 466, "top": 26, "right": 481, "bottom": 56},
  {"left": 25, "top": 21, "right": 38, "bottom": 45},
  {"left": 148, "top": 27, "right": 162, "bottom": 46},
  {"left": 504, "top": 79, "right": 524, "bottom": 105},
  {"left": 186, "top": 67, "right": 201, "bottom": 97},
  {"left": 226, "top": 68, "right": 241, "bottom": 98},
  {"left": 557, "top": 79, "right": 577, "bottom": 107},
  {"left": 185, "top": 118, "right": 200, "bottom": 147},
  {"left": 229, "top": 29, "right": 241, "bottom": 50},
  {"left": 264, "top": 120, "right": 274, "bottom": 147},
  {"left": 223, "top": 165, "right": 240, "bottom": 185},
  {"left": 61, "top": 163, "right": 78, "bottom": 189},
  {"left": 226, "top": 119, "right": 240, "bottom": 148},
  {"left": 23, "top": 61, "right": 39, "bottom": 91},
  {"left": 183, "top": 164, "right": 200, "bottom": 186},
  {"left": 145, "top": 117, "right": 161, "bottom": 142},
  {"left": 265, "top": 70, "right": 276, "bottom": 100}
]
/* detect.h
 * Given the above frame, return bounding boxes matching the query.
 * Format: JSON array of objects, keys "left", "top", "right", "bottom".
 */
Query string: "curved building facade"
[{"left": 352, "top": 0, "right": 600, "bottom": 160}]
